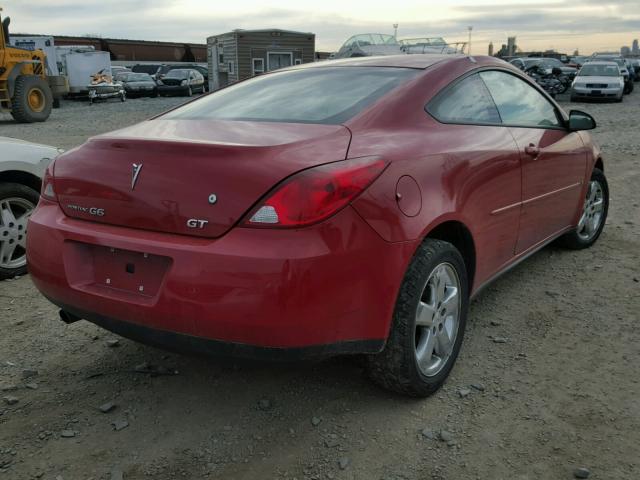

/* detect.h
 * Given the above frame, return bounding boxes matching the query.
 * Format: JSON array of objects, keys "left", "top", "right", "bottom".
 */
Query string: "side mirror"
[
  {"left": 568, "top": 110, "right": 596, "bottom": 131},
  {"left": 552, "top": 67, "right": 563, "bottom": 76}
]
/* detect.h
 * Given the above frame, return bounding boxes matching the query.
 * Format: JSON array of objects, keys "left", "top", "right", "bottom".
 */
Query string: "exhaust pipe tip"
[{"left": 59, "top": 310, "right": 82, "bottom": 324}]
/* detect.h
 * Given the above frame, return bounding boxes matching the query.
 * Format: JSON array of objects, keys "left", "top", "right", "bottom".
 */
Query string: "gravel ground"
[{"left": 1, "top": 90, "right": 639, "bottom": 480}]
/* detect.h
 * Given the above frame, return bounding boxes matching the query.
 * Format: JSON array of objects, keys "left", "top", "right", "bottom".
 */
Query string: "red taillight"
[
  {"left": 41, "top": 162, "right": 57, "bottom": 202},
  {"left": 243, "top": 157, "right": 387, "bottom": 228}
]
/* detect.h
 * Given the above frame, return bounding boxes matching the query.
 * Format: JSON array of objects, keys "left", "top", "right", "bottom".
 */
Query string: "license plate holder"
[
  {"left": 93, "top": 246, "right": 170, "bottom": 296},
  {"left": 64, "top": 241, "right": 171, "bottom": 298}
]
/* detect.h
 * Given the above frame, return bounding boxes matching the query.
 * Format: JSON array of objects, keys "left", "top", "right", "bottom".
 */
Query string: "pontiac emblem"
[{"left": 131, "top": 163, "right": 143, "bottom": 190}]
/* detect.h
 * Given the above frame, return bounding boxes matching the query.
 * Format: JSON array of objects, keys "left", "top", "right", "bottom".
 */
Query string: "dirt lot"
[{"left": 1, "top": 90, "right": 639, "bottom": 480}]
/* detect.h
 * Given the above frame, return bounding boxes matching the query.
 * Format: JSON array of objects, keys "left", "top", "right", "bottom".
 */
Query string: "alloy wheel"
[
  {"left": 0, "top": 197, "right": 35, "bottom": 270},
  {"left": 577, "top": 180, "right": 605, "bottom": 242},
  {"left": 414, "top": 262, "right": 461, "bottom": 377}
]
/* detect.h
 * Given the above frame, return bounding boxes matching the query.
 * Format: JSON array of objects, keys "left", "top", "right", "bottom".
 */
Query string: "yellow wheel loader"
[{"left": 0, "top": 10, "right": 67, "bottom": 122}]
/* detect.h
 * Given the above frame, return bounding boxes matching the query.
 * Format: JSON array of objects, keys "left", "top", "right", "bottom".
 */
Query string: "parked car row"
[
  {"left": 113, "top": 67, "right": 207, "bottom": 98},
  {"left": 130, "top": 63, "right": 209, "bottom": 88},
  {"left": 509, "top": 57, "right": 578, "bottom": 79},
  {"left": 509, "top": 54, "right": 637, "bottom": 103}
]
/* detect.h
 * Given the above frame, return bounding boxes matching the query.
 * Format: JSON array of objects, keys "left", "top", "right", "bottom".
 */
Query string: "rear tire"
[
  {"left": 0, "top": 183, "right": 40, "bottom": 280},
  {"left": 10, "top": 75, "right": 53, "bottom": 123},
  {"left": 366, "top": 239, "right": 469, "bottom": 397},
  {"left": 557, "top": 168, "right": 608, "bottom": 250}
]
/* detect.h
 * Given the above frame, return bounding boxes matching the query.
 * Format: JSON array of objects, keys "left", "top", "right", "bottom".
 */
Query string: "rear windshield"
[{"left": 163, "top": 67, "right": 419, "bottom": 124}]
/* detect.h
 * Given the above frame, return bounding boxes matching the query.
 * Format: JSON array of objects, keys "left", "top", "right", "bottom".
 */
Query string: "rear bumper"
[
  {"left": 54, "top": 301, "right": 383, "bottom": 360},
  {"left": 28, "top": 200, "right": 415, "bottom": 353}
]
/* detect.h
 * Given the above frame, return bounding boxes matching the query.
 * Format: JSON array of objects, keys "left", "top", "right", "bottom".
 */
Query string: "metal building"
[{"left": 206, "top": 29, "right": 315, "bottom": 90}]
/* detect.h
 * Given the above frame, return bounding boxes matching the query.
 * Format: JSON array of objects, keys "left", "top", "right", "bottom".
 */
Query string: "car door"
[
  {"left": 479, "top": 70, "right": 587, "bottom": 254},
  {"left": 426, "top": 73, "right": 523, "bottom": 284}
]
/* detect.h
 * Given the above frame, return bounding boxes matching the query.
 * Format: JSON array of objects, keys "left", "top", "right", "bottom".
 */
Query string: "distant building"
[
  {"left": 488, "top": 41, "right": 494, "bottom": 56},
  {"left": 632, "top": 39, "right": 639, "bottom": 54},
  {"left": 507, "top": 36, "right": 517, "bottom": 57},
  {"left": 206, "top": 29, "right": 315, "bottom": 90},
  {"left": 621, "top": 45, "right": 631, "bottom": 56}
]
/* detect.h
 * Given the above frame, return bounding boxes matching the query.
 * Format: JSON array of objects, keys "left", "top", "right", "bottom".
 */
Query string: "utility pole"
[
  {"left": 393, "top": 23, "right": 398, "bottom": 40},
  {"left": 467, "top": 26, "right": 473, "bottom": 55}
]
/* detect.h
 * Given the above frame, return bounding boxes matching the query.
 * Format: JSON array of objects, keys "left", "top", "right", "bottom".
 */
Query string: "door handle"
[{"left": 524, "top": 144, "right": 540, "bottom": 157}]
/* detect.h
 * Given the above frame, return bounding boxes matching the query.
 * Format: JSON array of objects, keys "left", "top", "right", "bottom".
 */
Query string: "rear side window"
[
  {"left": 427, "top": 74, "right": 501, "bottom": 124},
  {"left": 479, "top": 71, "right": 561, "bottom": 128},
  {"left": 163, "top": 67, "right": 419, "bottom": 125}
]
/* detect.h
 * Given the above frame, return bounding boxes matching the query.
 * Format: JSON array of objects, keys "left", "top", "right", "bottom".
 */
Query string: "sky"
[{"left": 3, "top": 0, "right": 640, "bottom": 55}]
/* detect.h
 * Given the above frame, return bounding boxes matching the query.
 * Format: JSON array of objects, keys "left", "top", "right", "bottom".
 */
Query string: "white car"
[
  {"left": 1, "top": 137, "right": 62, "bottom": 279},
  {"left": 571, "top": 61, "right": 624, "bottom": 102}
]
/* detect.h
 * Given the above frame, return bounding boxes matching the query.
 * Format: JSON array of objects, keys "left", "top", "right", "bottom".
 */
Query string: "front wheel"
[
  {"left": 10, "top": 75, "right": 53, "bottom": 123},
  {"left": 366, "top": 239, "right": 469, "bottom": 397},
  {"left": 0, "top": 183, "right": 39, "bottom": 280},
  {"left": 557, "top": 168, "right": 608, "bottom": 250}
]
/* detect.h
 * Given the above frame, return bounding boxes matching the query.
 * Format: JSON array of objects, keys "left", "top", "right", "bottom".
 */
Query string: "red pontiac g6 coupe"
[{"left": 27, "top": 55, "right": 608, "bottom": 396}]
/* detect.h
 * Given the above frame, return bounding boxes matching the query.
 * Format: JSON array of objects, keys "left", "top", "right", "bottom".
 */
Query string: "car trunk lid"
[{"left": 53, "top": 119, "right": 352, "bottom": 238}]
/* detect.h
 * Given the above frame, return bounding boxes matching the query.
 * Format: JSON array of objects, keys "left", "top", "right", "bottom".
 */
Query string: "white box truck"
[
  {"left": 56, "top": 48, "right": 111, "bottom": 95},
  {"left": 9, "top": 35, "right": 60, "bottom": 75}
]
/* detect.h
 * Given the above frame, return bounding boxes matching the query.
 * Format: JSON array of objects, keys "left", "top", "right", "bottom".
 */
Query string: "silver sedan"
[{"left": 571, "top": 61, "right": 625, "bottom": 102}]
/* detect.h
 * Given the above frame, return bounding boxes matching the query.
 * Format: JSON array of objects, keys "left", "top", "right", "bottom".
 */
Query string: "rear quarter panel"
[
  {"left": 349, "top": 122, "right": 522, "bottom": 290},
  {"left": 0, "top": 138, "right": 59, "bottom": 179},
  {"left": 347, "top": 57, "right": 525, "bottom": 290}
]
